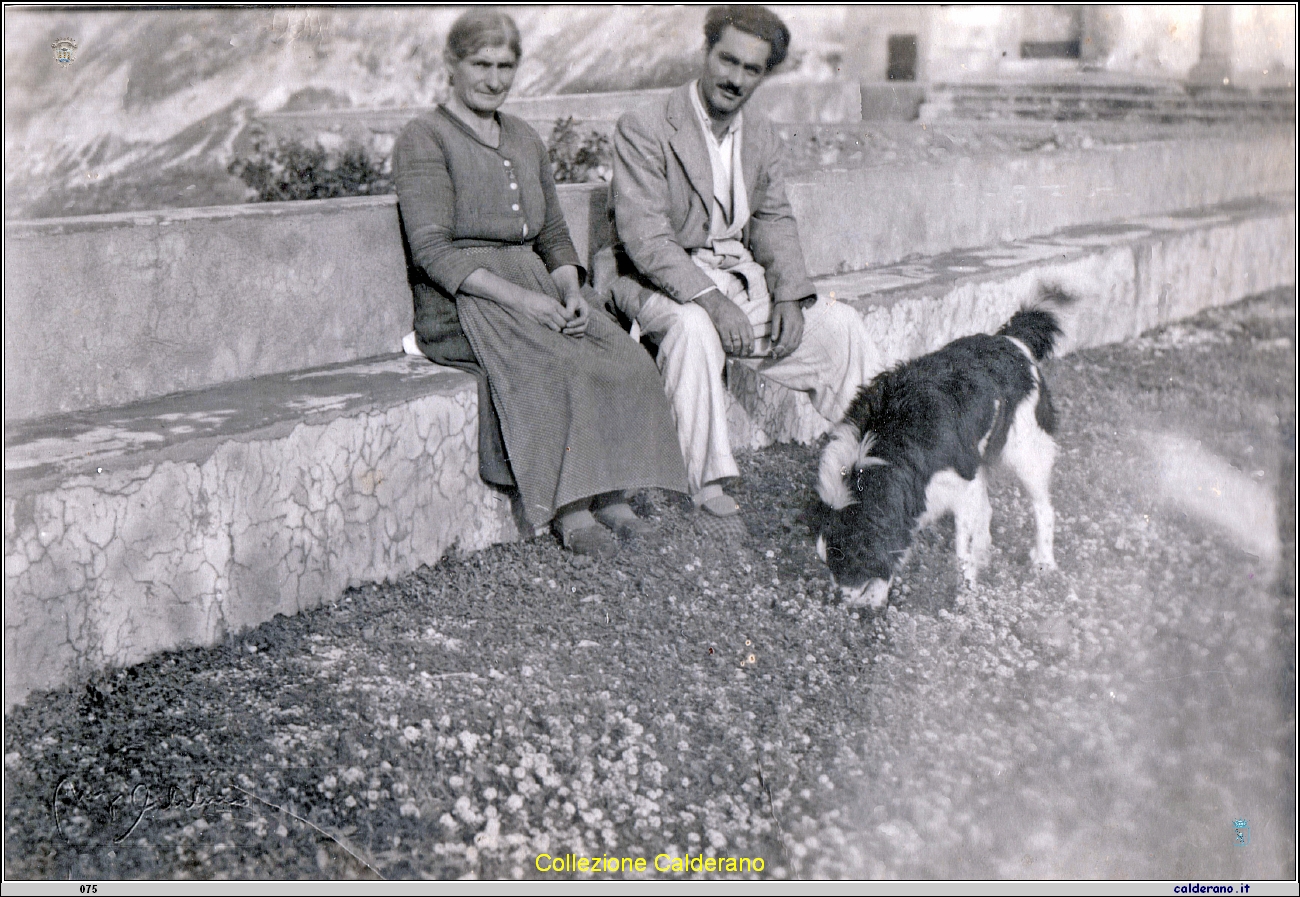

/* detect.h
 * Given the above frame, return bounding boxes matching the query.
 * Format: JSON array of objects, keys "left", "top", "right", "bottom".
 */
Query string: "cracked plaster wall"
[{"left": 4, "top": 387, "right": 517, "bottom": 709}]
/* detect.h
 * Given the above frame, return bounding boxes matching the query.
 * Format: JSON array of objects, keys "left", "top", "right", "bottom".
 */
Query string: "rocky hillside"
[{"left": 4, "top": 6, "right": 847, "bottom": 219}]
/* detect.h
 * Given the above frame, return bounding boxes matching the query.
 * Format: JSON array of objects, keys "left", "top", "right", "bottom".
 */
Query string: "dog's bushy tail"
[{"left": 997, "top": 283, "right": 1077, "bottom": 361}]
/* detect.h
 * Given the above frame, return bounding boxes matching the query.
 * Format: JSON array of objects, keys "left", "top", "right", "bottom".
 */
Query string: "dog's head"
[{"left": 811, "top": 423, "right": 910, "bottom": 609}]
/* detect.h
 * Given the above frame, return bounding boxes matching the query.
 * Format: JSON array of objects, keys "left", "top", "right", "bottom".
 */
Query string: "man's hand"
[
  {"left": 560, "top": 290, "right": 590, "bottom": 338},
  {"left": 770, "top": 300, "right": 805, "bottom": 358},
  {"left": 696, "top": 289, "right": 754, "bottom": 356}
]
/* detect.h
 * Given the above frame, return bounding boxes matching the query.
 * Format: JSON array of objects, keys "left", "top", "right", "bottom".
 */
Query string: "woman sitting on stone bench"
[{"left": 393, "top": 9, "right": 687, "bottom": 557}]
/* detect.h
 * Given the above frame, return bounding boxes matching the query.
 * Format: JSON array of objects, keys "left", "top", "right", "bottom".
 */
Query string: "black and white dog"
[{"left": 812, "top": 289, "right": 1072, "bottom": 609}]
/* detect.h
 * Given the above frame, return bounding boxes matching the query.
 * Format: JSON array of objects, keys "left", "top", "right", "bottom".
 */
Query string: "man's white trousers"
[{"left": 633, "top": 290, "right": 877, "bottom": 497}]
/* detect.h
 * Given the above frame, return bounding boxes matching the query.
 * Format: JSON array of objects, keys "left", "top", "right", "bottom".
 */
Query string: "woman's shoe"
[
  {"left": 556, "top": 521, "right": 619, "bottom": 559},
  {"left": 691, "top": 486, "right": 746, "bottom": 544},
  {"left": 563, "top": 525, "right": 619, "bottom": 558},
  {"left": 693, "top": 482, "right": 742, "bottom": 519},
  {"left": 593, "top": 502, "right": 659, "bottom": 543}
]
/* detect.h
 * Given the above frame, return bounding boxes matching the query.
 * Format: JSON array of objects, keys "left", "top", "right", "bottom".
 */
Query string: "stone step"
[
  {"left": 4, "top": 193, "right": 1294, "bottom": 710},
  {"left": 924, "top": 81, "right": 1296, "bottom": 123}
]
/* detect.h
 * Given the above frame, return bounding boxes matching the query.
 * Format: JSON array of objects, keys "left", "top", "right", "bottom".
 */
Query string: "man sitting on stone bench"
[{"left": 603, "top": 5, "right": 877, "bottom": 533}]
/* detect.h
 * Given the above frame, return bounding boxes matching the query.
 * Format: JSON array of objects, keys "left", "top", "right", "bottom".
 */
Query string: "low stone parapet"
[
  {"left": 254, "top": 81, "right": 865, "bottom": 147},
  {"left": 786, "top": 132, "right": 1294, "bottom": 277},
  {"left": 860, "top": 82, "right": 926, "bottom": 120}
]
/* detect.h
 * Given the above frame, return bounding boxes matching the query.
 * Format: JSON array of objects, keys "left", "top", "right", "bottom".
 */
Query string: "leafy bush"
[
  {"left": 546, "top": 117, "right": 613, "bottom": 184},
  {"left": 229, "top": 136, "right": 392, "bottom": 202},
  {"left": 229, "top": 116, "right": 611, "bottom": 203}
]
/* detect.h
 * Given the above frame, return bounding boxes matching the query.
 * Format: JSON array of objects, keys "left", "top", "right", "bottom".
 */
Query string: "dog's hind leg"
[
  {"left": 1002, "top": 390, "right": 1058, "bottom": 568},
  {"left": 954, "top": 469, "right": 993, "bottom": 585}
]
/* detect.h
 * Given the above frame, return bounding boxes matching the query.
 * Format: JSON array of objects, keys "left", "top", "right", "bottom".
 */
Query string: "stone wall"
[
  {"left": 786, "top": 133, "right": 1295, "bottom": 277},
  {"left": 4, "top": 358, "right": 518, "bottom": 710}
]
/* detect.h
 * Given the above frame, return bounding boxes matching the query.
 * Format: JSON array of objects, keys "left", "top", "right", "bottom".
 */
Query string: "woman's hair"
[
  {"left": 703, "top": 5, "right": 790, "bottom": 71},
  {"left": 445, "top": 8, "right": 522, "bottom": 62}
]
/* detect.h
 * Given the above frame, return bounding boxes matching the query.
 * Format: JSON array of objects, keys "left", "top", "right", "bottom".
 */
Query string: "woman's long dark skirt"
[{"left": 453, "top": 246, "right": 687, "bottom": 527}]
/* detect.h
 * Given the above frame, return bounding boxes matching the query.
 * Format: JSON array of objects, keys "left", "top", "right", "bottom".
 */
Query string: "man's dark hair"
[{"left": 703, "top": 6, "right": 790, "bottom": 71}]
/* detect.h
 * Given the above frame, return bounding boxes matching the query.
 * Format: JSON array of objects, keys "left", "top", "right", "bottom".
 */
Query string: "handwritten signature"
[{"left": 52, "top": 776, "right": 248, "bottom": 845}]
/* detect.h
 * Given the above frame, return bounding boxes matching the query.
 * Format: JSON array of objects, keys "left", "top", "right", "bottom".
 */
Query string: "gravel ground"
[{"left": 4, "top": 290, "right": 1295, "bottom": 881}]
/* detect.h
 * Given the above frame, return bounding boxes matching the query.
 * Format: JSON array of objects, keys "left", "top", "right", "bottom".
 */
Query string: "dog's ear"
[
  {"left": 855, "top": 431, "right": 888, "bottom": 470},
  {"left": 817, "top": 423, "right": 860, "bottom": 509}
]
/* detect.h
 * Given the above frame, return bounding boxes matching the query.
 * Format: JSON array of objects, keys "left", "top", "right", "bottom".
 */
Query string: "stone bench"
[{"left": 6, "top": 192, "right": 1293, "bottom": 709}]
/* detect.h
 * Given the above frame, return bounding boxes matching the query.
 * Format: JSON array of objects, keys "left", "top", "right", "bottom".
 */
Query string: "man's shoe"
[{"left": 696, "top": 494, "right": 741, "bottom": 518}]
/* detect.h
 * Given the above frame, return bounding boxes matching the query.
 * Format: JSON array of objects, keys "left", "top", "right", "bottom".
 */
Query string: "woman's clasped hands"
[
  {"left": 559, "top": 290, "right": 590, "bottom": 337},
  {"left": 515, "top": 288, "right": 588, "bottom": 337}
]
